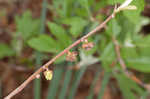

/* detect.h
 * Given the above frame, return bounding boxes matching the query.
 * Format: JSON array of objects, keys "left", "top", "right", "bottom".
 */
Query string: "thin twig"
[
  {"left": 112, "top": 37, "right": 128, "bottom": 73},
  {"left": 4, "top": 11, "right": 115, "bottom": 99},
  {"left": 112, "top": 37, "right": 150, "bottom": 91}
]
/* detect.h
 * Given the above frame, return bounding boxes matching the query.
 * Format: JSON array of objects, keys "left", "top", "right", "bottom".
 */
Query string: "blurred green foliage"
[
  {"left": 115, "top": 73, "right": 145, "bottom": 99},
  {"left": 15, "top": 11, "right": 40, "bottom": 40},
  {"left": 0, "top": 0, "right": 150, "bottom": 99},
  {"left": 0, "top": 43, "right": 14, "bottom": 59}
]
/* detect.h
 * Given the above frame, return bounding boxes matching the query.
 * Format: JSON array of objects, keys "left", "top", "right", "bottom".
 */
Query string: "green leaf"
[
  {"left": 107, "top": 0, "right": 124, "bottom": 5},
  {"left": 15, "top": 11, "right": 40, "bottom": 40},
  {"left": 100, "top": 42, "right": 116, "bottom": 62},
  {"left": 86, "top": 66, "right": 101, "bottom": 99},
  {"left": 106, "top": 18, "right": 121, "bottom": 37},
  {"left": 54, "top": 55, "right": 66, "bottom": 64},
  {"left": 0, "top": 43, "right": 14, "bottom": 59},
  {"left": 115, "top": 74, "right": 144, "bottom": 99},
  {"left": 120, "top": 46, "right": 150, "bottom": 72},
  {"left": 126, "top": 57, "right": 150, "bottom": 72},
  {"left": 77, "top": 0, "right": 92, "bottom": 18},
  {"left": 134, "top": 35, "right": 150, "bottom": 47},
  {"left": 121, "top": 47, "right": 139, "bottom": 59},
  {"left": 67, "top": 66, "right": 87, "bottom": 99},
  {"left": 28, "top": 34, "right": 60, "bottom": 53},
  {"left": 94, "top": 1, "right": 107, "bottom": 11},
  {"left": 100, "top": 42, "right": 116, "bottom": 72},
  {"left": 133, "top": 35, "right": 150, "bottom": 57},
  {"left": 58, "top": 66, "right": 72, "bottom": 99},
  {"left": 61, "top": 0, "right": 74, "bottom": 17},
  {"left": 97, "top": 72, "right": 111, "bottom": 99},
  {"left": 123, "top": 0, "right": 145, "bottom": 24},
  {"left": 62, "top": 17, "right": 88, "bottom": 37},
  {"left": 134, "top": 16, "right": 150, "bottom": 33},
  {"left": 75, "top": 8, "right": 89, "bottom": 18},
  {"left": 51, "top": 0, "right": 74, "bottom": 18},
  {"left": 116, "top": 14, "right": 135, "bottom": 42},
  {"left": 47, "top": 22, "right": 72, "bottom": 48}
]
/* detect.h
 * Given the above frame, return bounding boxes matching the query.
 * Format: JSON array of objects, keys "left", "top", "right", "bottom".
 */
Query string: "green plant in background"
[
  {"left": 0, "top": 11, "right": 41, "bottom": 59},
  {"left": 15, "top": 11, "right": 40, "bottom": 40},
  {"left": 25, "top": 0, "right": 150, "bottom": 98},
  {"left": 28, "top": 22, "right": 73, "bottom": 63},
  {"left": 0, "top": 10, "right": 15, "bottom": 59},
  {"left": 115, "top": 73, "right": 144, "bottom": 99},
  {"left": 0, "top": 43, "right": 14, "bottom": 59},
  {"left": 13, "top": 11, "right": 41, "bottom": 56},
  {"left": 2, "top": 0, "right": 150, "bottom": 99}
]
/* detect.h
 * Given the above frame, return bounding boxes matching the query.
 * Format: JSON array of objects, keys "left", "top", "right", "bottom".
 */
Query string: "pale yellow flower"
[
  {"left": 115, "top": 0, "right": 137, "bottom": 13},
  {"left": 44, "top": 70, "right": 53, "bottom": 80}
]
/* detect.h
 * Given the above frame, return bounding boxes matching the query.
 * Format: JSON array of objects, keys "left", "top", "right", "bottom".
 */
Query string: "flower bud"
[
  {"left": 66, "top": 51, "right": 77, "bottom": 62},
  {"left": 44, "top": 69, "right": 53, "bottom": 80},
  {"left": 81, "top": 39, "right": 94, "bottom": 50}
]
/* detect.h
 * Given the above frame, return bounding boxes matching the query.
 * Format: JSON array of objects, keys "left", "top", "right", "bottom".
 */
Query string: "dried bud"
[
  {"left": 81, "top": 39, "right": 94, "bottom": 50},
  {"left": 44, "top": 69, "right": 53, "bottom": 80},
  {"left": 36, "top": 74, "right": 40, "bottom": 79},
  {"left": 66, "top": 51, "right": 77, "bottom": 62},
  {"left": 82, "top": 42, "right": 94, "bottom": 50}
]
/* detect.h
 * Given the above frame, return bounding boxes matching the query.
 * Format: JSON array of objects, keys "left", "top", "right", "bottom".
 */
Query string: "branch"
[
  {"left": 4, "top": 11, "right": 115, "bottom": 99},
  {"left": 112, "top": 37, "right": 150, "bottom": 91},
  {"left": 112, "top": 37, "right": 128, "bottom": 74}
]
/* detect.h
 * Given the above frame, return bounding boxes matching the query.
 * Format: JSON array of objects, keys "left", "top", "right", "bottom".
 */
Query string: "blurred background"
[{"left": 0, "top": 0, "right": 150, "bottom": 99}]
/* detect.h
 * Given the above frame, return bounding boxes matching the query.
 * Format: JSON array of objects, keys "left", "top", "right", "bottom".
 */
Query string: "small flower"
[
  {"left": 66, "top": 51, "right": 77, "bottom": 62},
  {"left": 122, "top": 5, "right": 137, "bottom": 10},
  {"left": 82, "top": 42, "right": 94, "bottom": 50},
  {"left": 81, "top": 39, "right": 94, "bottom": 50},
  {"left": 115, "top": 0, "right": 137, "bottom": 13},
  {"left": 44, "top": 69, "right": 53, "bottom": 80}
]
